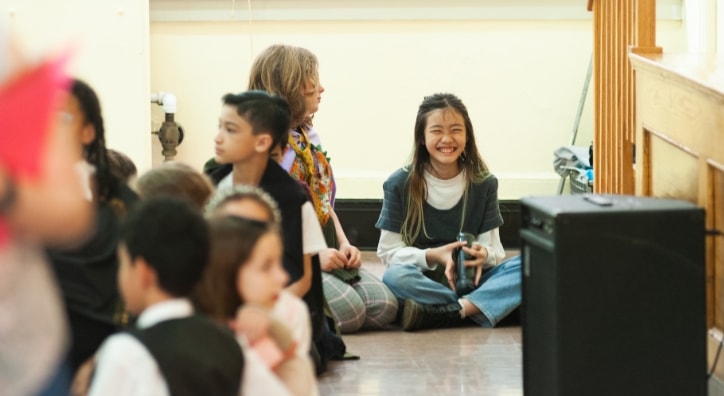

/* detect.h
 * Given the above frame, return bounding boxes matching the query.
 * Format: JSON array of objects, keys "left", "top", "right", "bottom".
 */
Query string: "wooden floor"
[
  {"left": 318, "top": 252, "right": 522, "bottom": 396},
  {"left": 319, "top": 252, "right": 724, "bottom": 396}
]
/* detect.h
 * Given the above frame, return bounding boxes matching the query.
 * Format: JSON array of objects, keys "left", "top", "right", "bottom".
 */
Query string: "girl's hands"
[
  {"left": 426, "top": 241, "right": 466, "bottom": 290},
  {"left": 428, "top": 241, "right": 489, "bottom": 290},
  {"left": 233, "top": 306, "right": 271, "bottom": 343},
  {"left": 319, "top": 243, "right": 362, "bottom": 271},
  {"left": 319, "top": 248, "right": 348, "bottom": 271},
  {"left": 339, "top": 242, "right": 361, "bottom": 269},
  {"left": 462, "top": 243, "right": 488, "bottom": 286}
]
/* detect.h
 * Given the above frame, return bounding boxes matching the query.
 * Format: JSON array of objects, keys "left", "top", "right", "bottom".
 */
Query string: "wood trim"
[
  {"left": 709, "top": 328, "right": 724, "bottom": 385},
  {"left": 635, "top": 0, "right": 661, "bottom": 52},
  {"left": 631, "top": 51, "right": 724, "bottom": 374},
  {"left": 590, "top": 0, "right": 660, "bottom": 195}
]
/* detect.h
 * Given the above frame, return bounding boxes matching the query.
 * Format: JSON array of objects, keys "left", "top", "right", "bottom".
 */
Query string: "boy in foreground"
[{"left": 88, "top": 197, "right": 244, "bottom": 396}]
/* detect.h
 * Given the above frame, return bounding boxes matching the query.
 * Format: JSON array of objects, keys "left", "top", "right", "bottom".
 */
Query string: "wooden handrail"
[
  {"left": 637, "top": 0, "right": 657, "bottom": 49},
  {"left": 588, "top": 0, "right": 661, "bottom": 194}
]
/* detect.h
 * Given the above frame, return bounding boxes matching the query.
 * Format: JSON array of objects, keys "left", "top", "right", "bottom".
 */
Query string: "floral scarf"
[{"left": 286, "top": 127, "right": 334, "bottom": 226}]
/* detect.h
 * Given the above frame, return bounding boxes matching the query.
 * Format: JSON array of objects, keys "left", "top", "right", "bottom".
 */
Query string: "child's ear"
[
  {"left": 254, "top": 133, "right": 273, "bottom": 154},
  {"left": 136, "top": 258, "right": 159, "bottom": 289}
]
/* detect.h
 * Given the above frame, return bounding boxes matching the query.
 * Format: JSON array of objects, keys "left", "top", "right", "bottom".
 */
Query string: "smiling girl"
[{"left": 376, "top": 93, "right": 522, "bottom": 331}]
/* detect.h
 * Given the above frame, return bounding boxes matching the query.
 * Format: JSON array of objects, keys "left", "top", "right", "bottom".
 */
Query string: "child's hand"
[
  {"left": 339, "top": 242, "right": 361, "bottom": 269},
  {"left": 426, "top": 241, "right": 466, "bottom": 290},
  {"left": 462, "top": 243, "right": 488, "bottom": 286},
  {"left": 234, "top": 306, "right": 271, "bottom": 343},
  {"left": 70, "top": 357, "right": 94, "bottom": 396},
  {"left": 319, "top": 248, "right": 349, "bottom": 271}
]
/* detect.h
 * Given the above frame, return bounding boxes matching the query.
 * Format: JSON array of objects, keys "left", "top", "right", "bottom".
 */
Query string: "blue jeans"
[{"left": 382, "top": 255, "right": 522, "bottom": 327}]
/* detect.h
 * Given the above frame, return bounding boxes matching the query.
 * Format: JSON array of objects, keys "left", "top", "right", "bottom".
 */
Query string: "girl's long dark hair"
[
  {"left": 71, "top": 79, "right": 120, "bottom": 202},
  {"left": 400, "top": 93, "right": 491, "bottom": 245}
]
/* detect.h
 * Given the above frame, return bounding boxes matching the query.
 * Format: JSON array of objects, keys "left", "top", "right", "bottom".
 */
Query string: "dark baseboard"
[{"left": 335, "top": 199, "right": 521, "bottom": 251}]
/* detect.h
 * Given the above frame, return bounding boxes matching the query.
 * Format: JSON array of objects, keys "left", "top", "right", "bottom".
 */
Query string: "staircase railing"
[{"left": 588, "top": 0, "right": 661, "bottom": 194}]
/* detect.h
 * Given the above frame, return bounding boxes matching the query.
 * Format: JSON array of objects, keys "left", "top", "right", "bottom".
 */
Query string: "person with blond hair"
[{"left": 249, "top": 44, "right": 398, "bottom": 334}]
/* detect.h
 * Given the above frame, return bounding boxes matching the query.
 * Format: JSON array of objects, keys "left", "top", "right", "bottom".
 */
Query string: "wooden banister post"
[
  {"left": 589, "top": 0, "right": 661, "bottom": 194},
  {"left": 633, "top": 0, "right": 663, "bottom": 54}
]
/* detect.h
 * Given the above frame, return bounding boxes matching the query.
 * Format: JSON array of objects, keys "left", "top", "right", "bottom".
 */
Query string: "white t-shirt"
[
  {"left": 238, "top": 343, "right": 293, "bottom": 396},
  {"left": 235, "top": 291, "right": 318, "bottom": 396}
]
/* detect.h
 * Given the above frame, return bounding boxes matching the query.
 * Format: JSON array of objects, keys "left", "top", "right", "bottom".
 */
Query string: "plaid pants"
[{"left": 322, "top": 267, "right": 399, "bottom": 334}]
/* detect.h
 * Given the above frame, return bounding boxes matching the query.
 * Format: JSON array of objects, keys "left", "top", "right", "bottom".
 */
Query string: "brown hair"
[
  {"left": 192, "top": 216, "right": 278, "bottom": 322},
  {"left": 136, "top": 161, "right": 215, "bottom": 210},
  {"left": 107, "top": 149, "right": 137, "bottom": 183},
  {"left": 248, "top": 44, "right": 319, "bottom": 129}
]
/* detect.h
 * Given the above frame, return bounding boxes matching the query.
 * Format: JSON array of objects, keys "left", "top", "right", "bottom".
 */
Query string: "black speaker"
[{"left": 521, "top": 194, "right": 707, "bottom": 396}]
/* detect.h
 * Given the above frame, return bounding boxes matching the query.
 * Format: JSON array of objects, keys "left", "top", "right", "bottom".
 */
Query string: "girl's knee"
[
  {"left": 363, "top": 298, "right": 398, "bottom": 329},
  {"left": 381, "top": 264, "right": 416, "bottom": 288},
  {"left": 502, "top": 255, "right": 522, "bottom": 269},
  {"left": 338, "top": 313, "right": 365, "bottom": 334},
  {"left": 323, "top": 278, "right": 365, "bottom": 330},
  {"left": 334, "top": 299, "right": 366, "bottom": 333}
]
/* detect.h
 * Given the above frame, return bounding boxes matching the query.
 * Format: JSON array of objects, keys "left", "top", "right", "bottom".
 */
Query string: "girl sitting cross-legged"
[{"left": 376, "top": 93, "right": 522, "bottom": 332}]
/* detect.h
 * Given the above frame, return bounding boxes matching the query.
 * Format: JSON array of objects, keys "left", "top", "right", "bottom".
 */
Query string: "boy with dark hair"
[
  {"left": 88, "top": 197, "right": 244, "bottom": 396},
  {"left": 206, "top": 90, "right": 345, "bottom": 373},
  {"left": 209, "top": 90, "right": 327, "bottom": 301}
]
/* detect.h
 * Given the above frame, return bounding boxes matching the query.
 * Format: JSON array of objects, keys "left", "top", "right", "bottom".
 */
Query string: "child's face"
[
  {"left": 59, "top": 93, "right": 96, "bottom": 149},
  {"left": 302, "top": 77, "right": 324, "bottom": 117},
  {"left": 117, "top": 242, "right": 144, "bottom": 315},
  {"left": 6, "top": 97, "right": 93, "bottom": 246},
  {"left": 214, "top": 105, "right": 261, "bottom": 165},
  {"left": 423, "top": 108, "right": 467, "bottom": 174},
  {"left": 236, "top": 232, "right": 288, "bottom": 309}
]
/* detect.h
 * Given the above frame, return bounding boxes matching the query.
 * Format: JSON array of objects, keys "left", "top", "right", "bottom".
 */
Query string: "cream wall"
[
  {"left": 1, "top": 0, "right": 152, "bottom": 172},
  {"left": 684, "top": 0, "right": 717, "bottom": 52},
  {"left": 0, "top": 1, "right": 685, "bottom": 200},
  {"left": 720, "top": 0, "right": 724, "bottom": 53},
  {"left": 149, "top": 1, "right": 686, "bottom": 199}
]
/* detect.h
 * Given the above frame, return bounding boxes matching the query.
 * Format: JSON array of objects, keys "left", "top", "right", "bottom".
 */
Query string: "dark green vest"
[{"left": 128, "top": 314, "right": 243, "bottom": 396}]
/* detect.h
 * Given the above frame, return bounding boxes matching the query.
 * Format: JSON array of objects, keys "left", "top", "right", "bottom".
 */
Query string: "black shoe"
[
  {"left": 497, "top": 306, "right": 522, "bottom": 327},
  {"left": 401, "top": 299, "right": 463, "bottom": 331}
]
